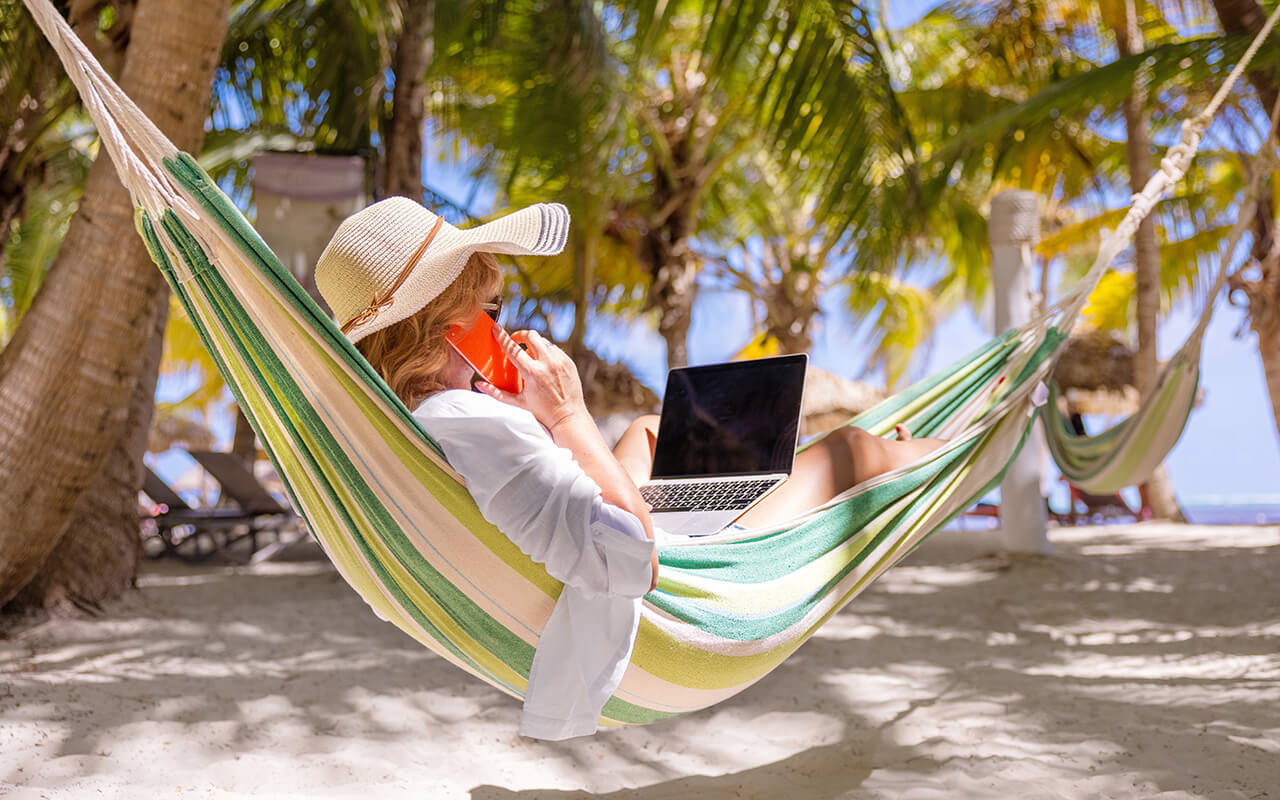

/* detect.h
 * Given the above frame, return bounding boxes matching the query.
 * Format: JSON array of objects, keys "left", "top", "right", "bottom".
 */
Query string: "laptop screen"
[{"left": 651, "top": 354, "right": 807, "bottom": 479}]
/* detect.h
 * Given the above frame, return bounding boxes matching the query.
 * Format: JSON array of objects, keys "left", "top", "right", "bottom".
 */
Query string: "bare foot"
[{"left": 894, "top": 424, "right": 913, "bottom": 441}]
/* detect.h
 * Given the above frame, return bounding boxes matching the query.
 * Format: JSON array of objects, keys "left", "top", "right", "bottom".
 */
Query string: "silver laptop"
[{"left": 639, "top": 354, "right": 807, "bottom": 536}]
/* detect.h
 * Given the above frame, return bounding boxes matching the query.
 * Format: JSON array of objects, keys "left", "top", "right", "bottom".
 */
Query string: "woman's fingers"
[
  {"left": 510, "top": 328, "right": 549, "bottom": 360},
  {"left": 520, "top": 329, "right": 574, "bottom": 370},
  {"left": 509, "top": 331, "right": 543, "bottom": 364},
  {"left": 495, "top": 324, "right": 535, "bottom": 368},
  {"left": 475, "top": 380, "right": 520, "bottom": 406}
]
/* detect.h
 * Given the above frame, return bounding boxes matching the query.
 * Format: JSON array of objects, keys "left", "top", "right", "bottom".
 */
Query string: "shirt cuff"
[{"left": 590, "top": 505, "right": 656, "bottom": 599}]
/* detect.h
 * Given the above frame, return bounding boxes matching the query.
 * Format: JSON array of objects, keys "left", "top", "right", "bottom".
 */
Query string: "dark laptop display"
[{"left": 651, "top": 354, "right": 807, "bottom": 479}]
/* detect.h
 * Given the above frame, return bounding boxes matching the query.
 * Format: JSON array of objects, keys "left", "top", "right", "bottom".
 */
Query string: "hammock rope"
[{"left": 17, "top": 0, "right": 1279, "bottom": 726}]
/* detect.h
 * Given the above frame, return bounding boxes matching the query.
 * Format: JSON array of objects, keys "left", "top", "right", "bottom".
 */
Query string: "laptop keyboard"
[{"left": 640, "top": 478, "right": 781, "bottom": 513}]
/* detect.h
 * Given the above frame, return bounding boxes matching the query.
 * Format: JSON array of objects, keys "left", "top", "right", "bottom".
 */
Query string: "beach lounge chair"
[
  {"left": 141, "top": 467, "right": 261, "bottom": 561},
  {"left": 1058, "top": 482, "right": 1148, "bottom": 525},
  {"left": 186, "top": 451, "right": 294, "bottom": 556}
]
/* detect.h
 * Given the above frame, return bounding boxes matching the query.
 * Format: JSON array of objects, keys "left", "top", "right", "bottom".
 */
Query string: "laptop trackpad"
[{"left": 652, "top": 509, "right": 742, "bottom": 537}]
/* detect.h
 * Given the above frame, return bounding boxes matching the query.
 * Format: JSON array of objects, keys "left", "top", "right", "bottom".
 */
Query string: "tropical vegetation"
[{"left": 1, "top": 0, "right": 1279, "bottom": 617}]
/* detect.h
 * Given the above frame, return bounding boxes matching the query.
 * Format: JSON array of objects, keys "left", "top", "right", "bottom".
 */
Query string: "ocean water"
[
  {"left": 1183, "top": 505, "right": 1280, "bottom": 525},
  {"left": 951, "top": 500, "right": 1280, "bottom": 529}
]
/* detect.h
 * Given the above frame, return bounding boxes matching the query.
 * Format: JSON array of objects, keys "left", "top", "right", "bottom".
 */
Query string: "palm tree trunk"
[
  {"left": 0, "top": 0, "right": 229, "bottom": 608},
  {"left": 1257, "top": 304, "right": 1280, "bottom": 438},
  {"left": 569, "top": 225, "right": 594, "bottom": 359},
  {"left": 0, "top": 24, "right": 74, "bottom": 274},
  {"left": 1254, "top": 308, "right": 1280, "bottom": 440},
  {"left": 646, "top": 206, "right": 699, "bottom": 369},
  {"left": 1212, "top": 0, "right": 1280, "bottom": 455},
  {"left": 654, "top": 259, "right": 696, "bottom": 368},
  {"left": 1116, "top": 5, "right": 1185, "bottom": 521},
  {"left": 6, "top": 298, "right": 166, "bottom": 616},
  {"left": 1230, "top": 257, "right": 1280, "bottom": 446},
  {"left": 764, "top": 270, "right": 818, "bottom": 355},
  {"left": 380, "top": 0, "right": 434, "bottom": 200}
]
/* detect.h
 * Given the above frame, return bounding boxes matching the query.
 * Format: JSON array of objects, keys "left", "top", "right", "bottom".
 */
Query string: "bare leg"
[
  {"left": 735, "top": 426, "right": 945, "bottom": 528},
  {"left": 612, "top": 414, "right": 660, "bottom": 486}
]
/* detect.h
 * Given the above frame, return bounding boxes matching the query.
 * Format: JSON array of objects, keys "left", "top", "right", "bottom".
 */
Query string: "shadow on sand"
[
  {"left": 470, "top": 526, "right": 1280, "bottom": 798},
  {"left": 1, "top": 525, "right": 1276, "bottom": 797}
]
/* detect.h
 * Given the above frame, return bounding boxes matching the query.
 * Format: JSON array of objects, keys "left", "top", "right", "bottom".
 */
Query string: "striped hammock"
[
  {"left": 1045, "top": 347, "right": 1200, "bottom": 496},
  {"left": 20, "top": 0, "right": 1277, "bottom": 727}
]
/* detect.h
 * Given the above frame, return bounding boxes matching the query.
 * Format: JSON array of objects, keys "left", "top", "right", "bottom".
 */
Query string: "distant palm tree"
[
  {"left": 704, "top": 150, "right": 938, "bottom": 384},
  {"left": 434, "top": 0, "right": 921, "bottom": 367}
]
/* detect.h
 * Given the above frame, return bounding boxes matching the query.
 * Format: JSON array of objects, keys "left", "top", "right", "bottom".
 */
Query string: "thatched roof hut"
[
  {"left": 575, "top": 349, "right": 660, "bottom": 418},
  {"left": 800, "top": 366, "right": 887, "bottom": 437},
  {"left": 1053, "top": 328, "right": 1135, "bottom": 391},
  {"left": 1051, "top": 327, "right": 1203, "bottom": 417},
  {"left": 1052, "top": 328, "right": 1141, "bottom": 416},
  {"left": 576, "top": 351, "right": 888, "bottom": 443}
]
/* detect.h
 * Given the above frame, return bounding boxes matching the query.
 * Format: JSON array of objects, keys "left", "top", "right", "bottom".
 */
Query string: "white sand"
[{"left": 2, "top": 522, "right": 1278, "bottom": 799}]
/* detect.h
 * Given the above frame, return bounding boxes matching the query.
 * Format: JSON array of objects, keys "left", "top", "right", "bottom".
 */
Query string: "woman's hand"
[
  {"left": 478, "top": 324, "right": 658, "bottom": 592},
  {"left": 476, "top": 326, "right": 588, "bottom": 432}
]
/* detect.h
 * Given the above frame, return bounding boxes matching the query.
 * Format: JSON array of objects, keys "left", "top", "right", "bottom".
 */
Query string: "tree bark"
[
  {"left": 1212, "top": 0, "right": 1280, "bottom": 458},
  {"left": 379, "top": 0, "right": 434, "bottom": 200},
  {"left": 1213, "top": 0, "right": 1279, "bottom": 262},
  {"left": 0, "top": 0, "right": 229, "bottom": 608},
  {"left": 1230, "top": 254, "right": 1280, "bottom": 447},
  {"left": 569, "top": 225, "right": 594, "bottom": 359},
  {"left": 1115, "top": 5, "right": 1185, "bottom": 521},
  {"left": 764, "top": 266, "right": 818, "bottom": 355},
  {"left": 653, "top": 257, "right": 696, "bottom": 368},
  {"left": 1212, "top": 0, "right": 1280, "bottom": 114},
  {"left": 644, "top": 205, "right": 698, "bottom": 368},
  {"left": 640, "top": 204, "right": 698, "bottom": 368},
  {"left": 6, "top": 297, "right": 166, "bottom": 617},
  {"left": 0, "top": 10, "right": 81, "bottom": 271},
  {"left": 1256, "top": 305, "right": 1280, "bottom": 438}
]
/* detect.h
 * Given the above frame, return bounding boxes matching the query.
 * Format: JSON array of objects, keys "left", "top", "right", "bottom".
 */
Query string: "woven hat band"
[{"left": 340, "top": 216, "right": 446, "bottom": 334}]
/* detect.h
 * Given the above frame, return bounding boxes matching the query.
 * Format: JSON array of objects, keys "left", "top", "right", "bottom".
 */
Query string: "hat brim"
[{"left": 343, "top": 202, "right": 570, "bottom": 344}]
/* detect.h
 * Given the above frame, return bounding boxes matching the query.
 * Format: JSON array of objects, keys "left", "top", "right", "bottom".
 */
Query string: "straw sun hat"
[{"left": 315, "top": 196, "right": 570, "bottom": 343}]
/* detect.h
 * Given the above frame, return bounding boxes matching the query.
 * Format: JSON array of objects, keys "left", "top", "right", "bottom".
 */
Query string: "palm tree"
[
  {"left": 890, "top": 0, "right": 1272, "bottom": 516},
  {"left": 1212, "top": 0, "right": 1280, "bottom": 441},
  {"left": 1112, "top": 0, "right": 1185, "bottom": 519},
  {"left": 0, "top": 0, "right": 231, "bottom": 613},
  {"left": 0, "top": 0, "right": 91, "bottom": 334},
  {"left": 702, "top": 150, "right": 938, "bottom": 383},
  {"left": 434, "top": 0, "right": 920, "bottom": 367}
]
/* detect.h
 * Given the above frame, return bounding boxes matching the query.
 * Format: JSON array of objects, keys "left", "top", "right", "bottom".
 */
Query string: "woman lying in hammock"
[{"left": 314, "top": 196, "right": 943, "bottom": 739}]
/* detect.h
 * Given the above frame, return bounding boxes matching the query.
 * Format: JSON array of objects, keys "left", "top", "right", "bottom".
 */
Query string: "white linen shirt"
[{"left": 412, "top": 389, "right": 655, "bottom": 740}]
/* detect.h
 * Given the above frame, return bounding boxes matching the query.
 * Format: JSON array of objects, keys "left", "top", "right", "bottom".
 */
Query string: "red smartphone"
[{"left": 446, "top": 309, "right": 523, "bottom": 393}]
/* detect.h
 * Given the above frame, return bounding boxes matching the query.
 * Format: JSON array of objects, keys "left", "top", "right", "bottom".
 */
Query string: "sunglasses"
[{"left": 480, "top": 295, "right": 504, "bottom": 322}]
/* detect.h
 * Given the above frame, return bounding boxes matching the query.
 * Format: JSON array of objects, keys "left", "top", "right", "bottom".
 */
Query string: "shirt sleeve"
[{"left": 413, "top": 390, "right": 654, "bottom": 599}]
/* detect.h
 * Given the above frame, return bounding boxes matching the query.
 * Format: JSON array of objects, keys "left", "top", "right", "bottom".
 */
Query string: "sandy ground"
[{"left": 1, "top": 521, "right": 1278, "bottom": 799}]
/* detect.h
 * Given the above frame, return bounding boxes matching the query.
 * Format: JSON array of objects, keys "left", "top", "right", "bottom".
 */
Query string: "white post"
[
  {"left": 988, "top": 190, "right": 1050, "bottom": 555},
  {"left": 253, "top": 152, "right": 367, "bottom": 315}
]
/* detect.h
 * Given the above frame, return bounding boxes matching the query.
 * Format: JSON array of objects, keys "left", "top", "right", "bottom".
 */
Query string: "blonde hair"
[{"left": 357, "top": 251, "right": 503, "bottom": 408}]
